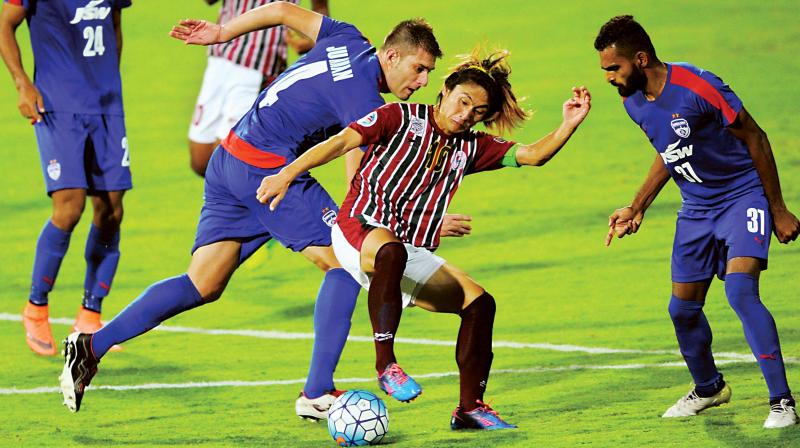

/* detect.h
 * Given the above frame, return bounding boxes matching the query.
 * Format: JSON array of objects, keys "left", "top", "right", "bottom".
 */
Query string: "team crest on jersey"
[
  {"left": 450, "top": 151, "right": 467, "bottom": 171},
  {"left": 408, "top": 116, "right": 425, "bottom": 138},
  {"left": 321, "top": 208, "right": 337, "bottom": 227},
  {"left": 70, "top": 0, "right": 111, "bottom": 24},
  {"left": 357, "top": 111, "right": 378, "bottom": 128},
  {"left": 493, "top": 136, "right": 507, "bottom": 144},
  {"left": 47, "top": 159, "right": 61, "bottom": 181},
  {"left": 670, "top": 118, "right": 691, "bottom": 138}
]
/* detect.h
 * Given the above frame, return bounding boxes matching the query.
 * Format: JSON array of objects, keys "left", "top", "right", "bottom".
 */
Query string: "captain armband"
[{"left": 501, "top": 145, "right": 521, "bottom": 168}]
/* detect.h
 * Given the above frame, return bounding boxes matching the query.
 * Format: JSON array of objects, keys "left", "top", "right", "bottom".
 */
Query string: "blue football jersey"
[
  {"left": 8, "top": 0, "right": 130, "bottom": 115},
  {"left": 623, "top": 62, "right": 762, "bottom": 208},
  {"left": 224, "top": 16, "right": 385, "bottom": 167}
]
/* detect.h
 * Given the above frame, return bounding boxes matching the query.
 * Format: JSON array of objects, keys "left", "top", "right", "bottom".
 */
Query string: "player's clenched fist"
[{"left": 772, "top": 208, "right": 800, "bottom": 243}]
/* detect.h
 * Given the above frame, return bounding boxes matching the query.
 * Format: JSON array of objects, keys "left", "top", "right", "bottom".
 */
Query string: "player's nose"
[{"left": 418, "top": 71, "right": 429, "bottom": 87}]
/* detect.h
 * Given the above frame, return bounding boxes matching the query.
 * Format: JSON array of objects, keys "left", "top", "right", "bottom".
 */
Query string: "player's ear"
[
  {"left": 634, "top": 51, "right": 648, "bottom": 69},
  {"left": 438, "top": 86, "right": 450, "bottom": 103},
  {"left": 385, "top": 47, "right": 400, "bottom": 66}
]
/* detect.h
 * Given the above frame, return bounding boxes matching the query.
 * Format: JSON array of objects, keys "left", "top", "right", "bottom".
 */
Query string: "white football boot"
[
  {"left": 764, "top": 399, "right": 799, "bottom": 429},
  {"left": 295, "top": 389, "right": 344, "bottom": 421},
  {"left": 662, "top": 383, "right": 732, "bottom": 417}
]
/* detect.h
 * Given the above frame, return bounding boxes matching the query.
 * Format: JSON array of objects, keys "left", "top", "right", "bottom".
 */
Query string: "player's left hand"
[
  {"left": 563, "top": 86, "right": 591, "bottom": 129},
  {"left": 256, "top": 171, "right": 293, "bottom": 211},
  {"left": 169, "top": 19, "right": 223, "bottom": 46},
  {"left": 440, "top": 214, "right": 472, "bottom": 238},
  {"left": 772, "top": 207, "right": 800, "bottom": 243}
]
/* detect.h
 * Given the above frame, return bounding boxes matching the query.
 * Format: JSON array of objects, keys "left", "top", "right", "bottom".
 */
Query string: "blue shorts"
[
  {"left": 34, "top": 112, "right": 131, "bottom": 195},
  {"left": 192, "top": 147, "right": 338, "bottom": 264},
  {"left": 672, "top": 190, "right": 771, "bottom": 283}
]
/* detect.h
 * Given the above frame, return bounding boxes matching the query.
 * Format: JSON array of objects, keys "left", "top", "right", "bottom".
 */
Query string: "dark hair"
[
  {"left": 438, "top": 49, "right": 528, "bottom": 135},
  {"left": 382, "top": 18, "right": 443, "bottom": 59},
  {"left": 594, "top": 15, "right": 657, "bottom": 59}
]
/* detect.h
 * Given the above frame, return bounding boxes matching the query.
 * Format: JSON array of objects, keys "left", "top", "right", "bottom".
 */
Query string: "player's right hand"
[
  {"left": 440, "top": 214, "right": 472, "bottom": 238},
  {"left": 256, "top": 171, "right": 292, "bottom": 211},
  {"left": 605, "top": 206, "right": 643, "bottom": 246},
  {"left": 18, "top": 82, "right": 44, "bottom": 124},
  {"left": 169, "top": 19, "right": 222, "bottom": 46},
  {"left": 772, "top": 207, "right": 800, "bottom": 243}
]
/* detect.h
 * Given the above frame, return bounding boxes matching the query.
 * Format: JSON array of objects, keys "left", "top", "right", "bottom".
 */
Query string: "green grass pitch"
[{"left": 1, "top": 1, "right": 799, "bottom": 446}]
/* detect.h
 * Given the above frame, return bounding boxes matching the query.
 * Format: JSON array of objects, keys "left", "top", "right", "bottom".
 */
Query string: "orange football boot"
[
  {"left": 73, "top": 306, "right": 122, "bottom": 352},
  {"left": 23, "top": 302, "right": 57, "bottom": 356}
]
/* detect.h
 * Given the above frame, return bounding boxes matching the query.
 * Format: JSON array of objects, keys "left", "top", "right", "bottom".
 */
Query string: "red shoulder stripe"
[{"left": 670, "top": 65, "right": 737, "bottom": 124}]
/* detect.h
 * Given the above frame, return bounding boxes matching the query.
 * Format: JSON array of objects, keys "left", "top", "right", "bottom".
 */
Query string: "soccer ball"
[{"left": 327, "top": 389, "right": 389, "bottom": 446}]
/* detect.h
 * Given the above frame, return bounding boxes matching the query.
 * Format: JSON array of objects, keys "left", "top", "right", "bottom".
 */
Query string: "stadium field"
[{"left": 1, "top": 1, "right": 798, "bottom": 446}]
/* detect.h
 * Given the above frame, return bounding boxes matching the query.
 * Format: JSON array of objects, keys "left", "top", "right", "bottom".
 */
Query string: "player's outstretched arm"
[
  {"left": 0, "top": 2, "right": 44, "bottom": 124},
  {"left": 605, "top": 155, "right": 670, "bottom": 246},
  {"left": 256, "top": 127, "right": 364, "bottom": 210},
  {"left": 514, "top": 87, "right": 591, "bottom": 166},
  {"left": 727, "top": 108, "right": 799, "bottom": 243},
  {"left": 170, "top": 2, "right": 323, "bottom": 46}
]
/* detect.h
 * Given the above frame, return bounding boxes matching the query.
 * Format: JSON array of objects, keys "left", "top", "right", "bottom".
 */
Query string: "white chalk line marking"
[
  {"left": 0, "top": 360, "right": 745, "bottom": 396},
  {"left": 0, "top": 312, "right": 767, "bottom": 362}
]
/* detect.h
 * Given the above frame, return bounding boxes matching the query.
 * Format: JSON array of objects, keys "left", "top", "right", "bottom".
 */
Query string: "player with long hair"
[{"left": 257, "top": 49, "right": 591, "bottom": 429}]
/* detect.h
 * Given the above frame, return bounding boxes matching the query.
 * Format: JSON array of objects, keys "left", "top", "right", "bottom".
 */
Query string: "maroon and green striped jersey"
[{"left": 341, "top": 103, "right": 516, "bottom": 250}]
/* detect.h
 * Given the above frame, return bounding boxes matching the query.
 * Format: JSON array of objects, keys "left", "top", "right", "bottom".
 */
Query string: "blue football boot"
[
  {"left": 450, "top": 400, "right": 517, "bottom": 430},
  {"left": 377, "top": 362, "right": 422, "bottom": 402}
]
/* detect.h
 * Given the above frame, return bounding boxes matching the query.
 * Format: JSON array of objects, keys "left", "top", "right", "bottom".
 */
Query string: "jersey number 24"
[{"left": 83, "top": 26, "right": 105, "bottom": 57}]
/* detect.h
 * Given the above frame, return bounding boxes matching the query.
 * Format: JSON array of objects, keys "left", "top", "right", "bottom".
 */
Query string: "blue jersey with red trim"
[
  {"left": 7, "top": 0, "right": 130, "bottom": 115},
  {"left": 223, "top": 16, "right": 385, "bottom": 168},
  {"left": 623, "top": 62, "right": 762, "bottom": 208}
]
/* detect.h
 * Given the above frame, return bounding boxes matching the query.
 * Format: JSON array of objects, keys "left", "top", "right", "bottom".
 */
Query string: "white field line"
[
  {"left": 0, "top": 312, "right": 773, "bottom": 362},
  {"left": 0, "top": 359, "right": 744, "bottom": 396}
]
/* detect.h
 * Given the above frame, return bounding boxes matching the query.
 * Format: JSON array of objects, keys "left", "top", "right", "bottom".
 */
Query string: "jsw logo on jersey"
[
  {"left": 70, "top": 0, "right": 111, "bottom": 24},
  {"left": 661, "top": 139, "right": 694, "bottom": 163}
]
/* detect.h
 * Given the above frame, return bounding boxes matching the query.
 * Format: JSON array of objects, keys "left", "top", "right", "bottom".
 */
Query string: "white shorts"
[
  {"left": 188, "top": 57, "right": 263, "bottom": 144},
  {"left": 331, "top": 223, "right": 446, "bottom": 308}
]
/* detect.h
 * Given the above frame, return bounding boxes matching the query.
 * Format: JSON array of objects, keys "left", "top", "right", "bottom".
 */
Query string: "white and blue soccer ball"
[{"left": 327, "top": 389, "right": 389, "bottom": 446}]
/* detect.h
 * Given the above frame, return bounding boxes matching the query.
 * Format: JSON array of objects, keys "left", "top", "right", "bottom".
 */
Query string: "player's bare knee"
[
  {"left": 94, "top": 205, "right": 124, "bottom": 230},
  {"left": 301, "top": 246, "right": 340, "bottom": 272},
  {"left": 196, "top": 281, "right": 226, "bottom": 303},
  {"left": 51, "top": 204, "right": 84, "bottom": 231}
]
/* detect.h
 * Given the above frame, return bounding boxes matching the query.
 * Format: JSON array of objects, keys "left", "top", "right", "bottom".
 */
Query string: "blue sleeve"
[
  {"left": 337, "top": 87, "right": 385, "bottom": 151},
  {"left": 114, "top": 0, "right": 132, "bottom": 9},
  {"left": 316, "top": 16, "right": 363, "bottom": 42},
  {"left": 698, "top": 70, "right": 742, "bottom": 127},
  {"left": 339, "top": 92, "right": 385, "bottom": 129}
]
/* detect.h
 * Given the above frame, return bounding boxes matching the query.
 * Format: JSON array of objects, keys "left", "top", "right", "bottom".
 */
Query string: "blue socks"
[
  {"left": 29, "top": 220, "right": 72, "bottom": 305},
  {"left": 91, "top": 274, "right": 203, "bottom": 360},
  {"left": 303, "top": 268, "right": 361, "bottom": 398},
  {"left": 82, "top": 224, "right": 121, "bottom": 312},
  {"left": 668, "top": 295, "right": 721, "bottom": 393},
  {"left": 725, "top": 273, "right": 791, "bottom": 401},
  {"left": 29, "top": 221, "right": 121, "bottom": 313}
]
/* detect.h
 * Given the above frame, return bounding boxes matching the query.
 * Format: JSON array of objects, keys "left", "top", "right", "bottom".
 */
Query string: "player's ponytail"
[{"left": 439, "top": 48, "right": 529, "bottom": 135}]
